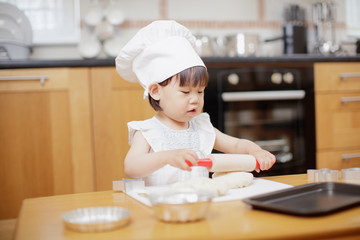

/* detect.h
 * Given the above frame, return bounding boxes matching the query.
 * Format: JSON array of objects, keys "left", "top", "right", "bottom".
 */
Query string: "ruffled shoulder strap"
[
  {"left": 192, "top": 113, "right": 216, "bottom": 157},
  {"left": 128, "top": 118, "right": 153, "bottom": 145},
  {"left": 127, "top": 117, "right": 164, "bottom": 152}
]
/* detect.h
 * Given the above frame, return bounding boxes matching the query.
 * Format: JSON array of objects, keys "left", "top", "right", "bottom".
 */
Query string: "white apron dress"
[{"left": 127, "top": 113, "right": 216, "bottom": 186}]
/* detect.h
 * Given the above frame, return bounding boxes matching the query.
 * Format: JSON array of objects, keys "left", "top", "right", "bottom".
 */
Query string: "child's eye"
[{"left": 181, "top": 91, "right": 190, "bottom": 94}]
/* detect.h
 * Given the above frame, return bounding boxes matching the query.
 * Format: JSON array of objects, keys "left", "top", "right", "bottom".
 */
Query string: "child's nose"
[{"left": 190, "top": 93, "right": 200, "bottom": 103}]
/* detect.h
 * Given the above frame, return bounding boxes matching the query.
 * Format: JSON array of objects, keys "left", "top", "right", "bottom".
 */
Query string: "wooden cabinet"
[
  {"left": 0, "top": 66, "right": 155, "bottom": 219},
  {"left": 315, "top": 62, "right": 360, "bottom": 169},
  {"left": 90, "top": 67, "right": 155, "bottom": 191},
  {"left": 0, "top": 68, "right": 95, "bottom": 219}
]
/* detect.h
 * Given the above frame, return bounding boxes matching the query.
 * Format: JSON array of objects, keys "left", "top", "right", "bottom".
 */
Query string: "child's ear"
[{"left": 149, "top": 83, "right": 160, "bottom": 100}]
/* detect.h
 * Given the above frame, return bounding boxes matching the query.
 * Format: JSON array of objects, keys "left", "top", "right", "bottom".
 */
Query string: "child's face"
[{"left": 158, "top": 76, "right": 205, "bottom": 123}]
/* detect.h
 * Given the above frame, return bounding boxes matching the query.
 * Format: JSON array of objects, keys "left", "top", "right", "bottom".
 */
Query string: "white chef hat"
[{"left": 115, "top": 20, "right": 206, "bottom": 98}]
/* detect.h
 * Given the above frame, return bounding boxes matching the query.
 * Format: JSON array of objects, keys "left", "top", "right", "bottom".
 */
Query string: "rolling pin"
[{"left": 187, "top": 154, "right": 260, "bottom": 172}]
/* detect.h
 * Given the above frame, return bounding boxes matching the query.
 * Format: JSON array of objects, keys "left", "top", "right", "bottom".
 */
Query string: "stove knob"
[
  {"left": 283, "top": 72, "right": 294, "bottom": 84},
  {"left": 228, "top": 73, "right": 239, "bottom": 85},
  {"left": 271, "top": 72, "right": 282, "bottom": 84}
]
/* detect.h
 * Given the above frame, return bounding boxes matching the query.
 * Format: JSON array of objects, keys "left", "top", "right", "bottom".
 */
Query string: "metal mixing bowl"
[
  {"left": 148, "top": 190, "right": 213, "bottom": 223},
  {"left": 62, "top": 206, "right": 131, "bottom": 232}
]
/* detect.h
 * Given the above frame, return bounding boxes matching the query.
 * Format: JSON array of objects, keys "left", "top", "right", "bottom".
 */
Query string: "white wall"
[{"left": 30, "top": 0, "right": 350, "bottom": 59}]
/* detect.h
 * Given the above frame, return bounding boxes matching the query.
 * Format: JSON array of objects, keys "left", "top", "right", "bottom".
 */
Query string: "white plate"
[
  {"left": 83, "top": 4, "right": 103, "bottom": 26},
  {"left": 103, "top": 37, "right": 121, "bottom": 57},
  {"left": 103, "top": 36, "right": 129, "bottom": 57},
  {"left": 0, "top": 14, "right": 24, "bottom": 42},
  {"left": 78, "top": 38, "right": 101, "bottom": 59},
  {"left": 0, "top": 3, "right": 32, "bottom": 45},
  {"left": 0, "top": 28, "right": 15, "bottom": 40},
  {"left": 105, "top": 4, "right": 125, "bottom": 26}
]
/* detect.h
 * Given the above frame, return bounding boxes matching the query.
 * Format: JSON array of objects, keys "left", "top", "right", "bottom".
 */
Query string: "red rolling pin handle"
[
  {"left": 185, "top": 158, "right": 212, "bottom": 168},
  {"left": 186, "top": 158, "right": 260, "bottom": 169}
]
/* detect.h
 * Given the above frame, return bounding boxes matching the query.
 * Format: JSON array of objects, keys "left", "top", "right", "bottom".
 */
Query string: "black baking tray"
[{"left": 243, "top": 182, "right": 360, "bottom": 216}]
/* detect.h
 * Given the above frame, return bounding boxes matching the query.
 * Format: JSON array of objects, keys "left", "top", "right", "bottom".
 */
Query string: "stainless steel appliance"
[
  {"left": 264, "top": 4, "right": 307, "bottom": 54},
  {"left": 312, "top": 1, "right": 340, "bottom": 54},
  {"left": 204, "top": 65, "right": 315, "bottom": 176}
]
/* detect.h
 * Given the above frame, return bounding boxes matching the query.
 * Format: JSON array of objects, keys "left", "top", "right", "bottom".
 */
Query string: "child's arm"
[
  {"left": 124, "top": 130, "right": 198, "bottom": 178},
  {"left": 213, "top": 128, "right": 276, "bottom": 172}
]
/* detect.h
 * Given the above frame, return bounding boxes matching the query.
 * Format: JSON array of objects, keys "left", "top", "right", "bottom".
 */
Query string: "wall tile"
[
  {"left": 117, "top": 0, "right": 160, "bottom": 20},
  {"left": 167, "top": 0, "right": 258, "bottom": 21},
  {"left": 80, "top": 0, "right": 161, "bottom": 20}
]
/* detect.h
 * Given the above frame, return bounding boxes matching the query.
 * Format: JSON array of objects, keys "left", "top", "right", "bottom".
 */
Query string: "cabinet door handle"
[
  {"left": 341, "top": 96, "right": 360, "bottom": 105},
  {"left": 0, "top": 75, "right": 48, "bottom": 85},
  {"left": 342, "top": 153, "right": 360, "bottom": 162},
  {"left": 340, "top": 73, "right": 360, "bottom": 81}
]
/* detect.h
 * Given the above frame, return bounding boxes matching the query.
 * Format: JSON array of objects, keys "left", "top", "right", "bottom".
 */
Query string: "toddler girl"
[{"left": 116, "top": 20, "right": 275, "bottom": 186}]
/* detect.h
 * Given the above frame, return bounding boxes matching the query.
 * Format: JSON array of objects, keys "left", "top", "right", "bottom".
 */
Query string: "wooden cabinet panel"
[
  {"left": 0, "top": 69, "right": 68, "bottom": 91},
  {"left": 317, "top": 149, "right": 360, "bottom": 169},
  {"left": 90, "top": 67, "right": 155, "bottom": 191},
  {"left": 316, "top": 92, "right": 360, "bottom": 149},
  {"left": 315, "top": 62, "right": 360, "bottom": 170},
  {"left": 0, "top": 68, "right": 95, "bottom": 219},
  {"left": 314, "top": 62, "right": 360, "bottom": 92}
]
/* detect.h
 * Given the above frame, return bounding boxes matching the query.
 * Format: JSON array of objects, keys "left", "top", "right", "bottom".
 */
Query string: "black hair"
[{"left": 148, "top": 66, "right": 208, "bottom": 111}]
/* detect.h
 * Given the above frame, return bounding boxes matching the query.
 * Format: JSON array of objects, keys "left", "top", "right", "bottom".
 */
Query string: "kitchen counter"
[
  {"left": 1, "top": 54, "right": 360, "bottom": 69},
  {"left": 14, "top": 174, "right": 360, "bottom": 240}
]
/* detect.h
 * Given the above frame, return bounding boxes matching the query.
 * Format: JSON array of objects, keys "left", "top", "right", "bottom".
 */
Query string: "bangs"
[
  {"left": 177, "top": 66, "right": 208, "bottom": 87},
  {"left": 149, "top": 66, "right": 208, "bottom": 111}
]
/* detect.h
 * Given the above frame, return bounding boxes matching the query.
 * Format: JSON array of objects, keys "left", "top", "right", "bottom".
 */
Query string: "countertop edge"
[{"left": 1, "top": 55, "right": 360, "bottom": 69}]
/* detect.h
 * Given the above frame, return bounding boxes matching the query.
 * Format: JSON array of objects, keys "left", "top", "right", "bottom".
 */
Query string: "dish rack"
[{"left": 0, "top": 3, "right": 33, "bottom": 60}]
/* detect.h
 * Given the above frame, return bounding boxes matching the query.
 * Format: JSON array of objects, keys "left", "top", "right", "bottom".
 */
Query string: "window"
[{"left": 1, "top": 0, "right": 80, "bottom": 45}]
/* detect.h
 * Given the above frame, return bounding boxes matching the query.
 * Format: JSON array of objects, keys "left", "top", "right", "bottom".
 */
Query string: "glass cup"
[
  {"left": 342, "top": 168, "right": 360, "bottom": 184},
  {"left": 307, "top": 168, "right": 339, "bottom": 182}
]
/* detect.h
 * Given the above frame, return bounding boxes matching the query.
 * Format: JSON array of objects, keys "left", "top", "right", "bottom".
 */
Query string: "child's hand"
[
  {"left": 167, "top": 149, "right": 198, "bottom": 171},
  {"left": 251, "top": 149, "right": 276, "bottom": 173}
]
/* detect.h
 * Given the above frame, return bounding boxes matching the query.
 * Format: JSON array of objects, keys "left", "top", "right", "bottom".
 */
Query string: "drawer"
[
  {"left": 317, "top": 149, "right": 360, "bottom": 170},
  {"left": 0, "top": 68, "right": 86, "bottom": 92},
  {"left": 316, "top": 92, "right": 360, "bottom": 149},
  {"left": 314, "top": 62, "right": 360, "bottom": 92}
]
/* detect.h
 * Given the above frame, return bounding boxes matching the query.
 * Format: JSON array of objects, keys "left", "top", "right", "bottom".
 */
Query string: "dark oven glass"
[{"left": 205, "top": 66, "right": 315, "bottom": 176}]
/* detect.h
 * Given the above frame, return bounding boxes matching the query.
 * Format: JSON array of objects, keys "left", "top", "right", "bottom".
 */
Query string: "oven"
[{"left": 204, "top": 64, "right": 315, "bottom": 176}]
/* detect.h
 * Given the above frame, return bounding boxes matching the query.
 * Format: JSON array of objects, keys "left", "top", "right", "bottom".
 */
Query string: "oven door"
[
  {"left": 214, "top": 66, "right": 315, "bottom": 176},
  {"left": 220, "top": 91, "right": 307, "bottom": 176}
]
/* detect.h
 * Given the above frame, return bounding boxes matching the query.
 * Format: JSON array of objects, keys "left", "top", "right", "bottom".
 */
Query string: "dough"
[
  {"left": 171, "top": 177, "right": 223, "bottom": 197},
  {"left": 171, "top": 172, "right": 253, "bottom": 197},
  {"left": 212, "top": 172, "right": 254, "bottom": 189}
]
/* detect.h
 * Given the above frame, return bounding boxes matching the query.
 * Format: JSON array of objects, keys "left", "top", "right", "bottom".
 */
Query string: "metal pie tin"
[{"left": 62, "top": 206, "right": 131, "bottom": 232}]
